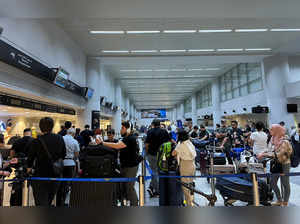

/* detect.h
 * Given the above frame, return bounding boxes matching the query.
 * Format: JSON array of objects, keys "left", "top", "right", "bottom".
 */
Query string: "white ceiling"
[{"left": 3, "top": 0, "right": 300, "bottom": 110}]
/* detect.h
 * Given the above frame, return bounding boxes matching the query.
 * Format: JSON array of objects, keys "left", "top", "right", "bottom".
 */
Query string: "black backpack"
[
  {"left": 81, "top": 144, "right": 120, "bottom": 178},
  {"left": 290, "top": 136, "right": 300, "bottom": 168}
]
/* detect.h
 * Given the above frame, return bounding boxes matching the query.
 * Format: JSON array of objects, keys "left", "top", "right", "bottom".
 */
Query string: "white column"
[
  {"left": 180, "top": 103, "right": 184, "bottom": 120},
  {"left": 112, "top": 83, "right": 122, "bottom": 134},
  {"left": 191, "top": 94, "right": 197, "bottom": 125},
  {"left": 173, "top": 107, "right": 177, "bottom": 121},
  {"left": 80, "top": 58, "right": 100, "bottom": 128},
  {"left": 263, "top": 56, "right": 295, "bottom": 128},
  {"left": 212, "top": 79, "right": 221, "bottom": 128},
  {"left": 125, "top": 97, "right": 130, "bottom": 120}
]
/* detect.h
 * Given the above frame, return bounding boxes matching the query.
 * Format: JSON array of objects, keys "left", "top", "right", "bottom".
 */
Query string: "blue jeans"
[{"left": 159, "top": 171, "right": 183, "bottom": 206}]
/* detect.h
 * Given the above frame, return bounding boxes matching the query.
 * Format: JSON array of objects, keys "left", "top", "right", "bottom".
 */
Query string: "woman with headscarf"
[
  {"left": 172, "top": 129, "right": 196, "bottom": 206},
  {"left": 257, "top": 124, "right": 293, "bottom": 206}
]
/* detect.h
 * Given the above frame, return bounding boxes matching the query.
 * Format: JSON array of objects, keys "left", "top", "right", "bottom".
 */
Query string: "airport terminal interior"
[{"left": 2, "top": 0, "right": 300, "bottom": 207}]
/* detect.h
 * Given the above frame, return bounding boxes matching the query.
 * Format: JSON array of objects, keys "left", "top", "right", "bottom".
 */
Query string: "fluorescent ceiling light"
[
  {"left": 217, "top": 49, "right": 244, "bottom": 52},
  {"left": 205, "top": 68, "right": 220, "bottom": 71},
  {"left": 188, "top": 49, "right": 215, "bottom": 52},
  {"left": 235, "top": 29, "right": 268, "bottom": 32},
  {"left": 102, "top": 50, "right": 129, "bottom": 53},
  {"left": 131, "top": 50, "right": 158, "bottom": 53},
  {"left": 270, "top": 28, "right": 300, "bottom": 32},
  {"left": 160, "top": 50, "right": 186, "bottom": 53},
  {"left": 188, "top": 68, "right": 204, "bottom": 71},
  {"left": 120, "top": 69, "right": 137, "bottom": 72},
  {"left": 199, "top": 29, "right": 232, "bottom": 33},
  {"left": 154, "top": 69, "right": 170, "bottom": 72},
  {"left": 137, "top": 69, "right": 153, "bottom": 72},
  {"left": 163, "top": 30, "right": 197, "bottom": 33},
  {"left": 170, "top": 69, "right": 186, "bottom": 71},
  {"left": 245, "top": 48, "right": 272, "bottom": 51},
  {"left": 127, "top": 31, "right": 160, "bottom": 34},
  {"left": 90, "top": 31, "right": 124, "bottom": 34}
]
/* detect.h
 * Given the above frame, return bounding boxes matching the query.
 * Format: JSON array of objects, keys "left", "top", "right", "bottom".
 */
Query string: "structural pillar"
[
  {"left": 113, "top": 83, "right": 122, "bottom": 134},
  {"left": 212, "top": 79, "right": 221, "bottom": 128},
  {"left": 262, "top": 56, "right": 295, "bottom": 128},
  {"left": 180, "top": 103, "right": 184, "bottom": 121},
  {"left": 80, "top": 58, "right": 101, "bottom": 128},
  {"left": 191, "top": 94, "right": 197, "bottom": 125}
]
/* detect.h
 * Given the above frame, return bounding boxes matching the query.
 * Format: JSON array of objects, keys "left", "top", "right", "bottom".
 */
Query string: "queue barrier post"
[
  {"left": 22, "top": 180, "right": 29, "bottom": 207},
  {"left": 251, "top": 173, "right": 260, "bottom": 206},
  {"left": 138, "top": 175, "right": 145, "bottom": 206}
]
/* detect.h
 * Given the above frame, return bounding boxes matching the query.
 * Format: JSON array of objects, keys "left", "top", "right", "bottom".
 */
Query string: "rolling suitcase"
[{"left": 213, "top": 153, "right": 226, "bottom": 165}]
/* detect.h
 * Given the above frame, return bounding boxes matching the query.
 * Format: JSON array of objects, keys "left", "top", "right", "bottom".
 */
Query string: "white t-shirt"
[{"left": 250, "top": 131, "right": 268, "bottom": 155}]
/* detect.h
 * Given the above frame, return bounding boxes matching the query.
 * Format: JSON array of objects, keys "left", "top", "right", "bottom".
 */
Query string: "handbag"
[
  {"left": 270, "top": 152, "right": 283, "bottom": 173},
  {"left": 38, "top": 137, "right": 64, "bottom": 177}
]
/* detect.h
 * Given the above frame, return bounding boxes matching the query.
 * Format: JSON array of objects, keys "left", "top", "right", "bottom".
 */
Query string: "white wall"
[
  {"left": 287, "top": 56, "right": 300, "bottom": 83},
  {"left": 220, "top": 90, "right": 267, "bottom": 116},
  {"left": 0, "top": 18, "right": 86, "bottom": 86},
  {"left": 0, "top": 19, "right": 87, "bottom": 123}
]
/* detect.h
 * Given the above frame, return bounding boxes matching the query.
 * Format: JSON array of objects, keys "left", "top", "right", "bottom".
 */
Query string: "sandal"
[{"left": 271, "top": 201, "right": 282, "bottom": 206}]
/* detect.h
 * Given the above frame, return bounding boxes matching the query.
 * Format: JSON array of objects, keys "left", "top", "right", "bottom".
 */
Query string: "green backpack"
[{"left": 157, "top": 142, "right": 178, "bottom": 172}]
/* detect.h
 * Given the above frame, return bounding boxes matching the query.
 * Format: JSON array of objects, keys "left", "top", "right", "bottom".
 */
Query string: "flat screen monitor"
[
  {"left": 54, "top": 67, "right": 69, "bottom": 88},
  {"left": 287, "top": 104, "right": 298, "bottom": 113},
  {"left": 85, "top": 87, "right": 94, "bottom": 99},
  {"left": 141, "top": 109, "right": 166, "bottom": 118}
]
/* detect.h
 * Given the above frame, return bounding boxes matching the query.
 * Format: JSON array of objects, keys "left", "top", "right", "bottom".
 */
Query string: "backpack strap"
[{"left": 38, "top": 137, "right": 54, "bottom": 162}]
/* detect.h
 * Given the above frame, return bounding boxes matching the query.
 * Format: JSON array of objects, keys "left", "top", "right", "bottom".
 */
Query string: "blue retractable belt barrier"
[
  {"left": 27, "top": 177, "right": 138, "bottom": 183},
  {"left": 2, "top": 172, "right": 300, "bottom": 183}
]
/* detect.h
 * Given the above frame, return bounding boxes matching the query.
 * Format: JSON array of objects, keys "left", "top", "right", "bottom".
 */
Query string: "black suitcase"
[
  {"left": 213, "top": 153, "right": 226, "bottom": 165},
  {"left": 216, "top": 177, "right": 273, "bottom": 205},
  {"left": 80, "top": 145, "right": 120, "bottom": 178}
]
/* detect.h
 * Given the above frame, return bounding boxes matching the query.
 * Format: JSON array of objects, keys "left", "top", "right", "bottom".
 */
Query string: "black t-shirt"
[
  {"left": 80, "top": 129, "right": 94, "bottom": 147},
  {"left": 228, "top": 128, "right": 244, "bottom": 147},
  {"left": 120, "top": 134, "right": 140, "bottom": 168},
  {"left": 199, "top": 130, "right": 209, "bottom": 140},
  {"left": 58, "top": 129, "right": 67, "bottom": 136},
  {"left": 12, "top": 136, "right": 33, "bottom": 156},
  {"left": 27, "top": 133, "right": 66, "bottom": 177},
  {"left": 190, "top": 131, "right": 198, "bottom": 138},
  {"left": 145, "top": 127, "right": 171, "bottom": 155},
  {"left": 104, "top": 139, "right": 118, "bottom": 143}
]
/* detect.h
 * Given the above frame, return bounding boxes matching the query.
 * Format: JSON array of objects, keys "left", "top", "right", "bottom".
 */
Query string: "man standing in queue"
[
  {"left": 97, "top": 121, "right": 141, "bottom": 206},
  {"left": 144, "top": 119, "right": 170, "bottom": 197}
]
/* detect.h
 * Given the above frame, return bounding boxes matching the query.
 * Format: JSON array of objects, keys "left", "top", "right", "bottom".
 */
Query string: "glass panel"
[
  {"left": 248, "top": 63, "right": 261, "bottom": 82},
  {"left": 249, "top": 79, "right": 262, "bottom": 93},
  {"left": 232, "top": 68, "right": 239, "bottom": 88},
  {"left": 221, "top": 93, "right": 226, "bottom": 102},
  {"left": 233, "top": 88, "right": 240, "bottom": 98},
  {"left": 240, "top": 85, "right": 248, "bottom": 96},
  {"left": 239, "top": 64, "right": 247, "bottom": 85},
  {"left": 226, "top": 91, "right": 233, "bottom": 100}
]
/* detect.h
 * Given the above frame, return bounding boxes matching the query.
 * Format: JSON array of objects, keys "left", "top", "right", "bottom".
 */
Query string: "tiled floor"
[{"left": 140, "top": 163, "right": 300, "bottom": 207}]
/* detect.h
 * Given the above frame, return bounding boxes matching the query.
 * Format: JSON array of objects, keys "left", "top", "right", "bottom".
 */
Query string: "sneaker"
[
  {"left": 147, "top": 188, "right": 154, "bottom": 197},
  {"left": 152, "top": 192, "right": 160, "bottom": 198},
  {"left": 271, "top": 201, "right": 282, "bottom": 206}
]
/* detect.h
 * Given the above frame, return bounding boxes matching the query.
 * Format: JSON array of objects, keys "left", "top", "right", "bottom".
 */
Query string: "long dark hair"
[{"left": 177, "top": 129, "right": 189, "bottom": 142}]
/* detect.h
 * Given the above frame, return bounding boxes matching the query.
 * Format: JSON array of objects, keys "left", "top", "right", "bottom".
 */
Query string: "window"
[
  {"left": 184, "top": 97, "right": 192, "bottom": 113},
  {"left": 219, "top": 63, "right": 263, "bottom": 102},
  {"left": 196, "top": 84, "right": 212, "bottom": 109}
]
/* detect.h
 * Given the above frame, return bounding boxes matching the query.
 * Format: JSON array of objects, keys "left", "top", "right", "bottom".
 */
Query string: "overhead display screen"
[{"left": 141, "top": 109, "right": 166, "bottom": 118}]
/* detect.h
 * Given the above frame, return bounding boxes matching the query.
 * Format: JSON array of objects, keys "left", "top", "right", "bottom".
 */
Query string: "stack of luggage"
[{"left": 70, "top": 145, "right": 120, "bottom": 207}]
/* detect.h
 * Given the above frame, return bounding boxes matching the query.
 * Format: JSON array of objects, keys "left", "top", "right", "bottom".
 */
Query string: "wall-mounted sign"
[
  {"left": 0, "top": 93, "right": 76, "bottom": 115},
  {"left": 0, "top": 39, "right": 56, "bottom": 82}
]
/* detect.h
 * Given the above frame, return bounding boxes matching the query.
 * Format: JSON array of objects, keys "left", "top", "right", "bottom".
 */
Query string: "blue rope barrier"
[
  {"left": 27, "top": 177, "right": 138, "bottom": 183},
  {"left": 2, "top": 171, "right": 300, "bottom": 183}
]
